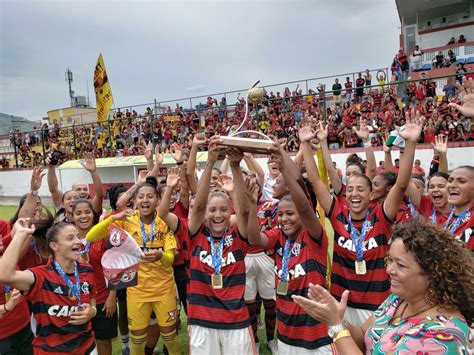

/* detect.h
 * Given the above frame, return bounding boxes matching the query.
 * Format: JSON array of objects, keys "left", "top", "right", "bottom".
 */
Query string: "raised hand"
[
  {"left": 137, "top": 169, "right": 150, "bottom": 184},
  {"left": 449, "top": 77, "right": 474, "bottom": 117},
  {"left": 193, "top": 133, "right": 207, "bottom": 147},
  {"left": 292, "top": 283, "right": 349, "bottom": 326},
  {"left": 353, "top": 119, "right": 370, "bottom": 142},
  {"left": 298, "top": 125, "right": 316, "bottom": 143},
  {"left": 398, "top": 109, "right": 424, "bottom": 143},
  {"left": 431, "top": 134, "right": 447, "bottom": 155},
  {"left": 154, "top": 144, "right": 164, "bottom": 165},
  {"left": 170, "top": 143, "right": 183, "bottom": 162},
  {"left": 11, "top": 218, "right": 35, "bottom": 239},
  {"left": 226, "top": 147, "right": 244, "bottom": 164},
  {"left": 382, "top": 135, "right": 391, "bottom": 153},
  {"left": 315, "top": 121, "right": 329, "bottom": 141},
  {"left": 80, "top": 151, "right": 97, "bottom": 172},
  {"left": 30, "top": 166, "right": 45, "bottom": 192},
  {"left": 244, "top": 175, "right": 259, "bottom": 204},
  {"left": 143, "top": 142, "right": 153, "bottom": 160},
  {"left": 207, "top": 136, "right": 224, "bottom": 162},
  {"left": 218, "top": 174, "right": 234, "bottom": 193},
  {"left": 112, "top": 208, "right": 136, "bottom": 221},
  {"left": 166, "top": 166, "right": 180, "bottom": 188}
]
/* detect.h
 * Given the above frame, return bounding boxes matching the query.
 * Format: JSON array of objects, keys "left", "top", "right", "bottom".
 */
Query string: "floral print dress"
[{"left": 364, "top": 294, "right": 471, "bottom": 354}]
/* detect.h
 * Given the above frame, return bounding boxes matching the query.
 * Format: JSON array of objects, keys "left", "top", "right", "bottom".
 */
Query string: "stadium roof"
[{"left": 395, "top": 0, "right": 470, "bottom": 25}]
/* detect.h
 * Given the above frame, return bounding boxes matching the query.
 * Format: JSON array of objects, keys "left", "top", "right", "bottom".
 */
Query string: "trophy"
[{"left": 220, "top": 80, "right": 274, "bottom": 154}]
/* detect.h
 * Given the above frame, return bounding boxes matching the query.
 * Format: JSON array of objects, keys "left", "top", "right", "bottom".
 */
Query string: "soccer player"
[
  {"left": 300, "top": 111, "right": 423, "bottom": 326},
  {"left": 73, "top": 199, "right": 118, "bottom": 355},
  {"left": 246, "top": 144, "right": 334, "bottom": 354},
  {"left": 86, "top": 176, "right": 180, "bottom": 355},
  {"left": 185, "top": 138, "right": 256, "bottom": 354},
  {"left": 0, "top": 220, "right": 98, "bottom": 354}
]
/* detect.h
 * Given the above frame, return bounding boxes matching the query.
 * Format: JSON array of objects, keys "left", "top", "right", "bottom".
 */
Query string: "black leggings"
[
  {"left": 174, "top": 264, "right": 188, "bottom": 315},
  {"left": 0, "top": 324, "right": 34, "bottom": 355}
]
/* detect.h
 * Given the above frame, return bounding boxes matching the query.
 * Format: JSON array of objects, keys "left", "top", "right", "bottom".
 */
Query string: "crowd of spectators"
[{"left": 4, "top": 64, "right": 473, "bottom": 169}]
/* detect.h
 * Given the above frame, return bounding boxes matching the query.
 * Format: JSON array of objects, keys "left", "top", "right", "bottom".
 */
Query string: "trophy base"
[{"left": 220, "top": 136, "right": 274, "bottom": 154}]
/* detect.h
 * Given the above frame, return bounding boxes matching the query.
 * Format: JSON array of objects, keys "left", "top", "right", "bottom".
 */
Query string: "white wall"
[
  {"left": 0, "top": 146, "right": 472, "bottom": 198},
  {"left": 417, "top": 26, "right": 474, "bottom": 49}
]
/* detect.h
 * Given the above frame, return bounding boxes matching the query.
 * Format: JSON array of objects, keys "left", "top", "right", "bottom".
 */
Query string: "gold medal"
[
  {"left": 68, "top": 289, "right": 77, "bottom": 300},
  {"left": 211, "top": 274, "right": 223, "bottom": 289},
  {"left": 276, "top": 280, "right": 289, "bottom": 295},
  {"left": 80, "top": 253, "right": 89, "bottom": 262},
  {"left": 5, "top": 291, "right": 11, "bottom": 302},
  {"left": 355, "top": 260, "right": 367, "bottom": 275}
]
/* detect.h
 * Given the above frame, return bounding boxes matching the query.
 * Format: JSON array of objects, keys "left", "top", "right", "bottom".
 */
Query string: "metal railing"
[{"left": 3, "top": 70, "right": 469, "bottom": 169}]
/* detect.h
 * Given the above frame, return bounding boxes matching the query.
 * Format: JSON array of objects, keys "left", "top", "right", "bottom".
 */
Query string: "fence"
[{"left": 4, "top": 70, "right": 469, "bottom": 169}]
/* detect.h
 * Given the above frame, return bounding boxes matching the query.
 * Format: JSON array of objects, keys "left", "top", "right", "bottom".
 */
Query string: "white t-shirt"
[{"left": 261, "top": 172, "right": 278, "bottom": 202}]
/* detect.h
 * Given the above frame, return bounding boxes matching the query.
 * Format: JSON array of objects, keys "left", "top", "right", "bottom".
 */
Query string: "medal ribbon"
[
  {"left": 31, "top": 239, "right": 40, "bottom": 256},
  {"left": 348, "top": 213, "right": 370, "bottom": 262},
  {"left": 208, "top": 233, "right": 225, "bottom": 275},
  {"left": 431, "top": 206, "right": 438, "bottom": 224},
  {"left": 444, "top": 209, "right": 470, "bottom": 234},
  {"left": 280, "top": 239, "right": 291, "bottom": 282},
  {"left": 140, "top": 216, "right": 156, "bottom": 250},
  {"left": 408, "top": 199, "right": 418, "bottom": 218},
  {"left": 80, "top": 240, "right": 90, "bottom": 255},
  {"left": 53, "top": 260, "right": 81, "bottom": 307},
  {"left": 3, "top": 284, "right": 11, "bottom": 294}
]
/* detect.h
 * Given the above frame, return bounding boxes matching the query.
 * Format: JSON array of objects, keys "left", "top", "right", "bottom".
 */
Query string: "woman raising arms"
[
  {"left": 0, "top": 220, "right": 98, "bottom": 354},
  {"left": 446, "top": 165, "right": 474, "bottom": 249},
  {"left": 184, "top": 137, "right": 257, "bottom": 354},
  {"left": 299, "top": 111, "right": 424, "bottom": 327},
  {"left": 86, "top": 176, "right": 180, "bottom": 355},
  {"left": 245, "top": 143, "right": 333, "bottom": 354}
]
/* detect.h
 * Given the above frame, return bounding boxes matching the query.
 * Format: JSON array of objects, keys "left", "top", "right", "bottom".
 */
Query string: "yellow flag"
[
  {"left": 94, "top": 54, "right": 114, "bottom": 122},
  {"left": 316, "top": 149, "right": 332, "bottom": 289}
]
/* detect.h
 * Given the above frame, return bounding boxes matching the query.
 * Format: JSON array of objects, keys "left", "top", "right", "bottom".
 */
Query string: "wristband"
[
  {"left": 363, "top": 141, "right": 372, "bottom": 148},
  {"left": 4, "top": 303, "right": 10, "bottom": 312},
  {"left": 334, "top": 329, "right": 351, "bottom": 342},
  {"left": 176, "top": 161, "right": 183, "bottom": 165}
]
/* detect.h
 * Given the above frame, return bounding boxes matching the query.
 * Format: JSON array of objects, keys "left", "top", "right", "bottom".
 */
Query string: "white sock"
[{"left": 121, "top": 333, "right": 129, "bottom": 349}]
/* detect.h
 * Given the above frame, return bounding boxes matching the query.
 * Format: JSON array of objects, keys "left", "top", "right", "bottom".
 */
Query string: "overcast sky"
[{"left": 0, "top": 0, "right": 400, "bottom": 121}]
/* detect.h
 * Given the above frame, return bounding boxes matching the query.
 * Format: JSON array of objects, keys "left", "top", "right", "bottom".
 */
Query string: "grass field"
[
  {"left": 0, "top": 205, "right": 334, "bottom": 354},
  {"left": 0, "top": 205, "right": 20, "bottom": 220}
]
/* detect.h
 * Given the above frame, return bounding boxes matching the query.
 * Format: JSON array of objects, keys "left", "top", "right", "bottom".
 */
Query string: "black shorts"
[
  {"left": 117, "top": 288, "right": 127, "bottom": 302},
  {"left": 0, "top": 324, "right": 33, "bottom": 355},
  {"left": 92, "top": 303, "right": 118, "bottom": 340}
]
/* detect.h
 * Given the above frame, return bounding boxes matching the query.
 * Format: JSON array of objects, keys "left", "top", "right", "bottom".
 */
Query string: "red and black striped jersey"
[
  {"left": 26, "top": 260, "right": 96, "bottom": 355},
  {"left": 418, "top": 195, "right": 448, "bottom": 227},
  {"left": 2, "top": 235, "right": 48, "bottom": 270},
  {"left": 0, "top": 282, "right": 30, "bottom": 339},
  {"left": 394, "top": 199, "right": 411, "bottom": 224},
  {"left": 248, "top": 200, "right": 278, "bottom": 254},
  {"left": 186, "top": 224, "right": 250, "bottom": 329},
  {"left": 172, "top": 201, "right": 189, "bottom": 266},
  {"left": 264, "top": 227, "right": 331, "bottom": 350},
  {"left": 328, "top": 198, "right": 392, "bottom": 311},
  {"left": 449, "top": 207, "right": 474, "bottom": 251},
  {"left": 174, "top": 217, "right": 190, "bottom": 281},
  {"left": 87, "top": 239, "right": 109, "bottom": 304}
]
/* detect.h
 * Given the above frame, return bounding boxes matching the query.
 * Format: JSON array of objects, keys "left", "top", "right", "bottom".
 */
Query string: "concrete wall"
[
  {"left": 418, "top": 26, "right": 474, "bottom": 50},
  {"left": 0, "top": 145, "right": 472, "bottom": 198}
]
